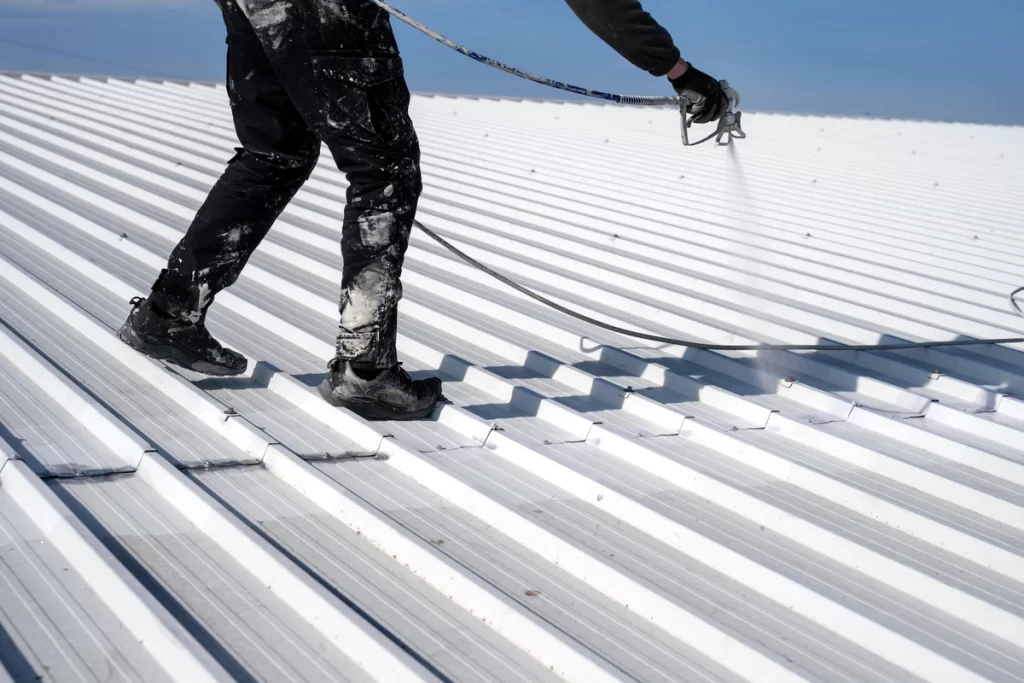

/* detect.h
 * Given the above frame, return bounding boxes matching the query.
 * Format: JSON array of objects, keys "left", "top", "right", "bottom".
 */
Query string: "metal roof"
[{"left": 0, "top": 72, "right": 1022, "bottom": 683}]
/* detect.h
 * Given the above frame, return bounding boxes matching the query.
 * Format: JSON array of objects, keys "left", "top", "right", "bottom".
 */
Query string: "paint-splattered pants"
[{"left": 151, "top": 0, "right": 422, "bottom": 369}]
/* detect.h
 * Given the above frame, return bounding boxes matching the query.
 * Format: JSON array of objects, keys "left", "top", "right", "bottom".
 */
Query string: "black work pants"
[{"left": 151, "top": 0, "right": 422, "bottom": 369}]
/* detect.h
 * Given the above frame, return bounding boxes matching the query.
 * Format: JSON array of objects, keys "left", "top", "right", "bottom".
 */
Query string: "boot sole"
[
  {"left": 119, "top": 325, "right": 247, "bottom": 377},
  {"left": 317, "top": 379, "right": 441, "bottom": 421}
]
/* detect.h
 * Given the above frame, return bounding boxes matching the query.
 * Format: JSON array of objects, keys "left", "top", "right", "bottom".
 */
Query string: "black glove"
[{"left": 670, "top": 64, "right": 729, "bottom": 125}]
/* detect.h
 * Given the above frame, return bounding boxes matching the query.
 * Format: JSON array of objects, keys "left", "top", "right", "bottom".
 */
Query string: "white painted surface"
[
  {"left": 0, "top": 72, "right": 1022, "bottom": 682},
  {"left": 0, "top": 460, "right": 232, "bottom": 682}
]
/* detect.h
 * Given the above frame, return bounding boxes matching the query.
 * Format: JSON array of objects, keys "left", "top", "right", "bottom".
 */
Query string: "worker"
[{"left": 118, "top": 0, "right": 729, "bottom": 421}]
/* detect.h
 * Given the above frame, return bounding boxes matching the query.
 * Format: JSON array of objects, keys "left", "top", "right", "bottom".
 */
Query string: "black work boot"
[
  {"left": 318, "top": 359, "right": 443, "bottom": 421},
  {"left": 118, "top": 297, "right": 247, "bottom": 376}
]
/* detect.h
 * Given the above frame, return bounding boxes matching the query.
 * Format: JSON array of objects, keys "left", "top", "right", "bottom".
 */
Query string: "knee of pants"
[{"left": 230, "top": 142, "right": 321, "bottom": 185}]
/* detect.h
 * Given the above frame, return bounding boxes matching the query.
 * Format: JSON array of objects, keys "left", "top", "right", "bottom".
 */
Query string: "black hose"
[{"left": 416, "top": 220, "right": 1024, "bottom": 352}]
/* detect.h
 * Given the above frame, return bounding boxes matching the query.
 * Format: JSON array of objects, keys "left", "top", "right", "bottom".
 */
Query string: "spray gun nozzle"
[{"left": 716, "top": 110, "right": 746, "bottom": 146}]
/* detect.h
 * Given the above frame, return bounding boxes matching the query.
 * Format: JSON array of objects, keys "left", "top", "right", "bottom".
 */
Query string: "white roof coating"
[{"left": 0, "top": 72, "right": 1023, "bottom": 683}]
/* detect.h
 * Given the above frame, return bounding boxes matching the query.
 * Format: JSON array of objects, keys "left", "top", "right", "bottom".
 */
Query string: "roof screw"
[
  {"left": 816, "top": 147, "right": 822, "bottom": 152},
  {"left": 530, "top": 169, "right": 536, "bottom": 174},
  {"left": 483, "top": 133, "right": 488, "bottom": 138},
  {"left": 933, "top": 182, "right": 939, "bottom": 187},
  {"left": 604, "top": 139, "right": 609, "bottom": 143},
  {"left": 811, "top": 179, "right": 817, "bottom": 184}
]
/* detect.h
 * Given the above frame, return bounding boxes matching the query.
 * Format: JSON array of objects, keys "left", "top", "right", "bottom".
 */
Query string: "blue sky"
[{"left": 0, "top": 0, "right": 1021, "bottom": 124}]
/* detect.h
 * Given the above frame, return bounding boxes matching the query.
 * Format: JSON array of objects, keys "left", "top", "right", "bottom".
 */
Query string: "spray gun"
[{"left": 680, "top": 80, "right": 746, "bottom": 147}]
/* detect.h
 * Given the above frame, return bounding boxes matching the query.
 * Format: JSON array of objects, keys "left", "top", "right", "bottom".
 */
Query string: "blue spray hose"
[
  {"left": 373, "top": 0, "right": 1024, "bottom": 349},
  {"left": 371, "top": 0, "right": 678, "bottom": 106}
]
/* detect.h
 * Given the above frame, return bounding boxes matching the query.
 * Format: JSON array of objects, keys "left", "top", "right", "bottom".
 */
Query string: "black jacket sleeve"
[{"left": 562, "top": 0, "right": 681, "bottom": 77}]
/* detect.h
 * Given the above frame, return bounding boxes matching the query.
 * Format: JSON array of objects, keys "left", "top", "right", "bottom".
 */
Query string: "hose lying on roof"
[
  {"left": 373, "top": 0, "right": 1024, "bottom": 350},
  {"left": 418, "top": 221, "right": 1024, "bottom": 352}
]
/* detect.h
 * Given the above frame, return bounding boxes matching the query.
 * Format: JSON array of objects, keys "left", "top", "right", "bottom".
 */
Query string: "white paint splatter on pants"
[
  {"left": 357, "top": 212, "right": 395, "bottom": 247},
  {"left": 238, "top": 0, "right": 292, "bottom": 50},
  {"left": 226, "top": 225, "right": 247, "bottom": 247},
  {"left": 189, "top": 283, "right": 212, "bottom": 323}
]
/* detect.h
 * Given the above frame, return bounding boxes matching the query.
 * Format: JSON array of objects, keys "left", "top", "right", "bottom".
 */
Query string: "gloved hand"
[{"left": 669, "top": 64, "right": 729, "bottom": 125}]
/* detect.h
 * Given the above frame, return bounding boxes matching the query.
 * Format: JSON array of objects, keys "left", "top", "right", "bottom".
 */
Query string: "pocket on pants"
[{"left": 311, "top": 52, "right": 409, "bottom": 144}]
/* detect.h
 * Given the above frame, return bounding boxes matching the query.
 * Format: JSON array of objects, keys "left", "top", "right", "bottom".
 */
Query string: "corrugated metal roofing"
[{"left": 0, "top": 71, "right": 1022, "bottom": 683}]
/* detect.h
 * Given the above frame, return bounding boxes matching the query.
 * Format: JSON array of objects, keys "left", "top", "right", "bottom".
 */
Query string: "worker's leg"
[
  {"left": 150, "top": 0, "right": 320, "bottom": 321},
  {"left": 320, "top": 59, "right": 421, "bottom": 371},
  {"left": 271, "top": 0, "right": 422, "bottom": 371},
  {"left": 121, "top": 0, "right": 320, "bottom": 376},
  {"left": 230, "top": 0, "right": 440, "bottom": 417}
]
